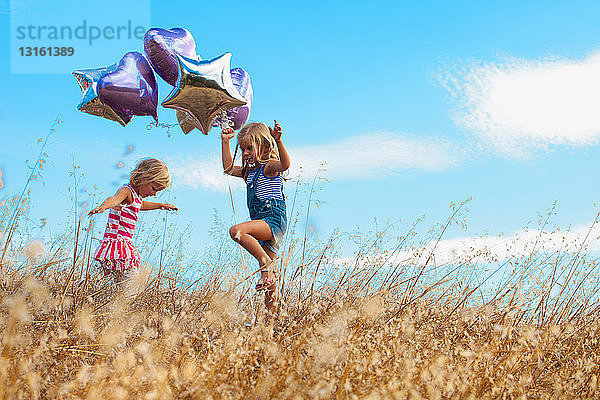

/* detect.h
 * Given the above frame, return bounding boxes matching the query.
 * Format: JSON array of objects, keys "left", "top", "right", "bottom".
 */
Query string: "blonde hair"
[
  {"left": 237, "top": 122, "right": 279, "bottom": 178},
  {"left": 129, "top": 158, "right": 171, "bottom": 190}
]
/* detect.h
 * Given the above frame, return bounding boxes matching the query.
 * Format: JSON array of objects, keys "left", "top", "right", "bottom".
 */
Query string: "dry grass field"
[{"left": 1, "top": 188, "right": 600, "bottom": 399}]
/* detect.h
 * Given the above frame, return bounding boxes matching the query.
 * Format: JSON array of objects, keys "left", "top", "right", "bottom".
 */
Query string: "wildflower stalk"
[{"left": 0, "top": 116, "right": 62, "bottom": 268}]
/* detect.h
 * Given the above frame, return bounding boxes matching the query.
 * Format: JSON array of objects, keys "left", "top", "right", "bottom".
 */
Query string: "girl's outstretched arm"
[
  {"left": 221, "top": 128, "right": 243, "bottom": 177},
  {"left": 88, "top": 187, "right": 132, "bottom": 215},
  {"left": 141, "top": 201, "right": 177, "bottom": 211},
  {"left": 265, "top": 120, "right": 290, "bottom": 176}
]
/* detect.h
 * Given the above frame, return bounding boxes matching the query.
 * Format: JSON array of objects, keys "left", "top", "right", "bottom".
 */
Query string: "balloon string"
[
  {"left": 146, "top": 109, "right": 233, "bottom": 137},
  {"left": 146, "top": 120, "right": 179, "bottom": 137},
  {"left": 217, "top": 109, "right": 234, "bottom": 130},
  {"left": 231, "top": 143, "right": 239, "bottom": 170}
]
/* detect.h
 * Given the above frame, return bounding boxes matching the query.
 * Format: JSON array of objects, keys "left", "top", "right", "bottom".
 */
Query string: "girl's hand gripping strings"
[
  {"left": 221, "top": 127, "right": 235, "bottom": 141},
  {"left": 221, "top": 126, "right": 242, "bottom": 176}
]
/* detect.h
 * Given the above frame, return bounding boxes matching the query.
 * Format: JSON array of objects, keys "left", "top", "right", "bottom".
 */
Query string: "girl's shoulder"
[
  {"left": 125, "top": 184, "right": 142, "bottom": 198},
  {"left": 117, "top": 185, "right": 136, "bottom": 205},
  {"left": 262, "top": 160, "right": 282, "bottom": 178}
]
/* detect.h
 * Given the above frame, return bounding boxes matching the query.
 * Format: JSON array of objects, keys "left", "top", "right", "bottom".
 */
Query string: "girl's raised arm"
[
  {"left": 88, "top": 187, "right": 132, "bottom": 215},
  {"left": 264, "top": 120, "right": 290, "bottom": 176},
  {"left": 221, "top": 128, "right": 243, "bottom": 177}
]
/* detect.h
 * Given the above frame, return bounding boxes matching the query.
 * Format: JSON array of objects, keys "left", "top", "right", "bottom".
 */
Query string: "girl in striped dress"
[
  {"left": 221, "top": 121, "right": 290, "bottom": 313},
  {"left": 88, "top": 158, "right": 177, "bottom": 283}
]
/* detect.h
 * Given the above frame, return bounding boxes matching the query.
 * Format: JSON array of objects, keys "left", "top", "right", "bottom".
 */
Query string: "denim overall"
[{"left": 246, "top": 163, "right": 287, "bottom": 253}]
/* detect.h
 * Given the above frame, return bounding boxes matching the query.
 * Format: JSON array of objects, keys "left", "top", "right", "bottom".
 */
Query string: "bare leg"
[
  {"left": 230, "top": 220, "right": 274, "bottom": 267},
  {"left": 262, "top": 246, "right": 278, "bottom": 316},
  {"left": 230, "top": 221, "right": 279, "bottom": 315}
]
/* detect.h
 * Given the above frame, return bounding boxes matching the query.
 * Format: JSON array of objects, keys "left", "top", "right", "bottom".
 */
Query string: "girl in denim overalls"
[{"left": 221, "top": 121, "right": 290, "bottom": 312}]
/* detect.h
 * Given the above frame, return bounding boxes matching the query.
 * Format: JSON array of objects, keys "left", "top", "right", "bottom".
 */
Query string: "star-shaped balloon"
[
  {"left": 179, "top": 67, "right": 254, "bottom": 134},
  {"left": 176, "top": 110, "right": 196, "bottom": 134},
  {"left": 162, "top": 53, "right": 247, "bottom": 134},
  {"left": 73, "top": 64, "right": 132, "bottom": 126}
]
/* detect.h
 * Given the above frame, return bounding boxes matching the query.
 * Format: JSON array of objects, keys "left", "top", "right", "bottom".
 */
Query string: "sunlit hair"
[
  {"left": 237, "top": 122, "right": 279, "bottom": 178},
  {"left": 129, "top": 158, "right": 171, "bottom": 190}
]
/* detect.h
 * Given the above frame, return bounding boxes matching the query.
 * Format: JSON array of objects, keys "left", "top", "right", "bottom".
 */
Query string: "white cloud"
[
  {"left": 336, "top": 222, "right": 600, "bottom": 269},
  {"left": 168, "top": 154, "right": 243, "bottom": 192},
  {"left": 169, "top": 132, "right": 461, "bottom": 191},
  {"left": 442, "top": 51, "right": 600, "bottom": 156},
  {"left": 289, "top": 132, "right": 461, "bottom": 180},
  {"left": 416, "top": 224, "right": 600, "bottom": 266}
]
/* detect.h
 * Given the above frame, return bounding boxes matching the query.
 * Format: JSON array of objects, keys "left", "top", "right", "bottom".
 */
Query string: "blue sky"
[{"left": 2, "top": 0, "right": 600, "bottom": 261}]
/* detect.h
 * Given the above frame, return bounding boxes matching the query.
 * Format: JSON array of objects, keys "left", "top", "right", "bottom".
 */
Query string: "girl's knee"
[
  {"left": 229, "top": 225, "right": 242, "bottom": 242},
  {"left": 259, "top": 255, "right": 271, "bottom": 266}
]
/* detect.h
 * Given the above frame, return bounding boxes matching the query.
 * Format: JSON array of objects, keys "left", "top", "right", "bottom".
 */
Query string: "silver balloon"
[
  {"left": 185, "top": 67, "right": 253, "bottom": 134},
  {"left": 161, "top": 53, "right": 246, "bottom": 134},
  {"left": 74, "top": 65, "right": 132, "bottom": 126},
  {"left": 176, "top": 110, "right": 196, "bottom": 134}
]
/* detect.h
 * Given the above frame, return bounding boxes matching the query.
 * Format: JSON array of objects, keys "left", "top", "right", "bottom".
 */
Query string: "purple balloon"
[
  {"left": 97, "top": 52, "right": 158, "bottom": 121},
  {"left": 214, "top": 67, "right": 253, "bottom": 130},
  {"left": 144, "top": 27, "right": 198, "bottom": 86}
]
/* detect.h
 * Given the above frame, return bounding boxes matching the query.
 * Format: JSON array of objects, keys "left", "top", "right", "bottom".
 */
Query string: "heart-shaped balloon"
[
  {"left": 97, "top": 52, "right": 158, "bottom": 122},
  {"left": 144, "top": 27, "right": 198, "bottom": 86},
  {"left": 215, "top": 67, "right": 253, "bottom": 130}
]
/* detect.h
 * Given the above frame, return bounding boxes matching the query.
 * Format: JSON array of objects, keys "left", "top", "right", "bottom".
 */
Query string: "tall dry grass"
[
  {"left": 1, "top": 132, "right": 599, "bottom": 398},
  {"left": 1, "top": 194, "right": 599, "bottom": 399}
]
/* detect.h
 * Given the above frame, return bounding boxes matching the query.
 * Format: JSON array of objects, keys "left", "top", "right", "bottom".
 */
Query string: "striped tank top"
[
  {"left": 101, "top": 184, "right": 142, "bottom": 241},
  {"left": 246, "top": 165, "right": 284, "bottom": 200},
  {"left": 94, "top": 184, "right": 142, "bottom": 268}
]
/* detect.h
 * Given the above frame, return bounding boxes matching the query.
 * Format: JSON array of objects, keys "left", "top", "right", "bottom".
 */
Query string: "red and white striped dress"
[{"left": 94, "top": 184, "right": 142, "bottom": 272}]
